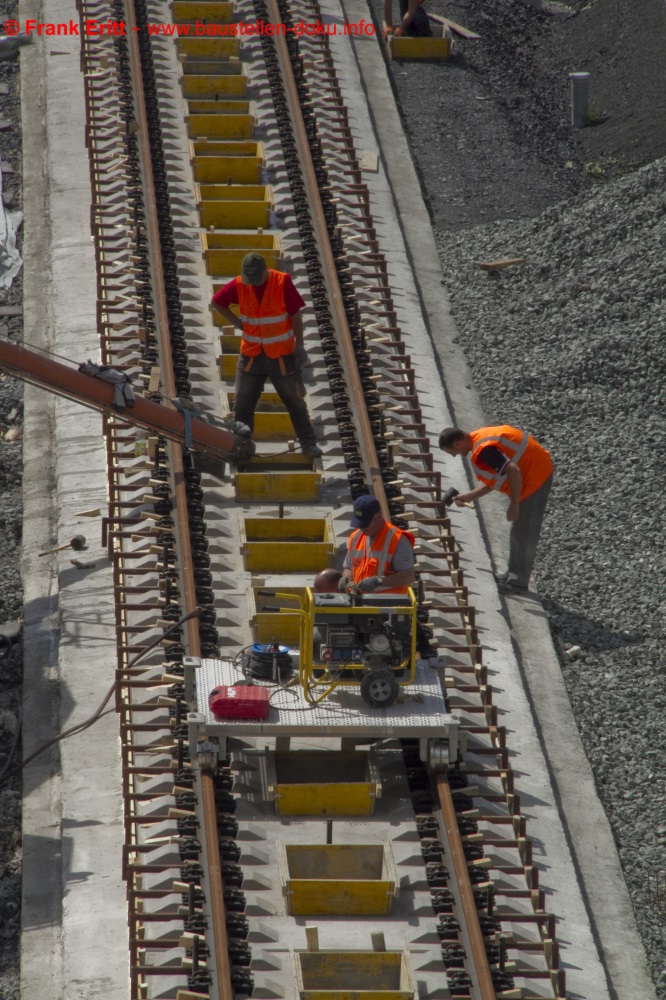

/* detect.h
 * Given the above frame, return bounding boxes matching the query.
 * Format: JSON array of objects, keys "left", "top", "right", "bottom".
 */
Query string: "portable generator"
[{"left": 260, "top": 587, "right": 418, "bottom": 708}]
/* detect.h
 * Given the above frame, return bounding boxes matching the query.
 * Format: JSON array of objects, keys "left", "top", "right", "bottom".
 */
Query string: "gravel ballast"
[{"left": 434, "top": 160, "right": 666, "bottom": 994}]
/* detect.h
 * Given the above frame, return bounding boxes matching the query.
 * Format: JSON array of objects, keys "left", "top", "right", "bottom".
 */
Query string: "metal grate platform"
[{"left": 195, "top": 657, "right": 458, "bottom": 738}]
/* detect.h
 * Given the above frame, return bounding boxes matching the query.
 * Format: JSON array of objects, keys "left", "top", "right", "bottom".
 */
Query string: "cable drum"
[{"left": 243, "top": 643, "right": 294, "bottom": 682}]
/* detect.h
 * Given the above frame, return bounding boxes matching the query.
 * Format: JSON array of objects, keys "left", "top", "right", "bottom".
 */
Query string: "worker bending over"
[
  {"left": 339, "top": 496, "right": 416, "bottom": 594},
  {"left": 212, "top": 253, "right": 322, "bottom": 458},
  {"left": 383, "top": 0, "right": 432, "bottom": 38},
  {"left": 439, "top": 425, "right": 553, "bottom": 595}
]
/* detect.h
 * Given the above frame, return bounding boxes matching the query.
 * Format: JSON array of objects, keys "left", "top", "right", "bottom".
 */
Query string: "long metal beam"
[{"left": 0, "top": 338, "right": 251, "bottom": 462}]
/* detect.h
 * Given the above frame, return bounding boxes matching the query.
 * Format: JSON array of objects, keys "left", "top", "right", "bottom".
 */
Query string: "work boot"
[
  {"left": 301, "top": 441, "right": 323, "bottom": 458},
  {"left": 497, "top": 578, "right": 528, "bottom": 595}
]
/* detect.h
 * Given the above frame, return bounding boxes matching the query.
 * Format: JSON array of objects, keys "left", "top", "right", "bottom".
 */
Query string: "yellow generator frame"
[{"left": 272, "top": 587, "right": 418, "bottom": 708}]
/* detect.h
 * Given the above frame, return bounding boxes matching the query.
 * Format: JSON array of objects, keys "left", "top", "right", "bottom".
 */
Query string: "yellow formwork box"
[
  {"left": 217, "top": 353, "right": 238, "bottom": 379},
  {"left": 187, "top": 110, "right": 255, "bottom": 140},
  {"left": 187, "top": 99, "right": 249, "bottom": 115},
  {"left": 229, "top": 389, "right": 321, "bottom": 497},
  {"left": 194, "top": 155, "right": 263, "bottom": 184},
  {"left": 265, "top": 750, "right": 381, "bottom": 816},
  {"left": 233, "top": 469, "right": 321, "bottom": 502},
  {"left": 182, "top": 74, "right": 246, "bottom": 99},
  {"left": 293, "top": 950, "right": 415, "bottom": 1000},
  {"left": 177, "top": 36, "right": 240, "bottom": 58},
  {"left": 278, "top": 843, "right": 399, "bottom": 916},
  {"left": 385, "top": 22, "right": 450, "bottom": 61},
  {"left": 239, "top": 515, "right": 334, "bottom": 573},
  {"left": 243, "top": 412, "right": 294, "bottom": 440},
  {"left": 171, "top": 1, "right": 234, "bottom": 23},
  {"left": 196, "top": 182, "right": 273, "bottom": 230},
  {"left": 202, "top": 230, "right": 282, "bottom": 277},
  {"left": 250, "top": 585, "right": 305, "bottom": 646}
]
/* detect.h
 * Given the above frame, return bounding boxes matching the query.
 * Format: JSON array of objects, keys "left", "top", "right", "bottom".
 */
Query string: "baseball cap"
[
  {"left": 241, "top": 253, "right": 268, "bottom": 285},
  {"left": 350, "top": 495, "right": 381, "bottom": 530}
]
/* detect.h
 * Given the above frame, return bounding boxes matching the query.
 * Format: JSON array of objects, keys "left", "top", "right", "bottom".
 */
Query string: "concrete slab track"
[{"left": 16, "top": 0, "right": 657, "bottom": 996}]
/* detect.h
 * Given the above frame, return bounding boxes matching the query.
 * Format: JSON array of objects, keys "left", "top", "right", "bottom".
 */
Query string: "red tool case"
[{"left": 209, "top": 685, "right": 270, "bottom": 720}]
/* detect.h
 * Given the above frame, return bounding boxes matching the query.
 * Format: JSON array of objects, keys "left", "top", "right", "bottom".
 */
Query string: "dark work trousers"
[
  {"left": 507, "top": 474, "right": 553, "bottom": 589},
  {"left": 398, "top": 0, "right": 432, "bottom": 35},
  {"left": 233, "top": 352, "right": 317, "bottom": 446}
]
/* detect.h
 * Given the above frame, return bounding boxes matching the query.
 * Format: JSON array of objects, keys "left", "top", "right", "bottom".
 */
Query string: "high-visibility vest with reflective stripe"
[
  {"left": 236, "top": 270, "right": 296, "bottom": 359},
  {"left": 348, "top": 521, "right": 415, "bottom": 594},
  {"left": 470, "top": 425, "right": 553, "bottom": 502}
]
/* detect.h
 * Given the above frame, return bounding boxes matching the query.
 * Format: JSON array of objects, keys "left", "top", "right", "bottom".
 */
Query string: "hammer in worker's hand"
[
  {"left": 443, "top": 487, "right": 474, "bottom": 509},
  {"left": 39, "top": 534, "right": 88, "bottom": 557}
]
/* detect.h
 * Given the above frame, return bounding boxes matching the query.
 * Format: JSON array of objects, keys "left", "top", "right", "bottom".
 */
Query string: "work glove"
[
  {"left": 293, "top": 345, "right": 309, "bottom": 368},
  {"left": 338, "top": 575, "right": 351, "bottom": 593},
  {"left": 358, "top": 575, "right": 381, "bottom": 593}
]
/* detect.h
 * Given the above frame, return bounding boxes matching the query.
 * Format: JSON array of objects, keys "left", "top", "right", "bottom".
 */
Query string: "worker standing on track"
[
  {"left": 339, "top": 496, "right": 416, "bottom": 594},
  {"left": 439, "top": 425, "right": 554, "bottom": 595},
  {"left": 211, "top": 253, "right": 322, "bottom": 458},
  {"left": 382, "top": 0, "right": 432, "bottom": 38}
]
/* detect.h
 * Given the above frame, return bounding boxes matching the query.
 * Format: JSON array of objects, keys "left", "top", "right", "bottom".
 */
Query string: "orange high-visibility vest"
[
  {"left": 236, "top": 270, "right": 296, "bottom": 359},
  {"left": 347, "top": 522, "right": 415, "bottom": 594},
  {"left": 470, "top": 425, "right": 553, "bottom": 502}
]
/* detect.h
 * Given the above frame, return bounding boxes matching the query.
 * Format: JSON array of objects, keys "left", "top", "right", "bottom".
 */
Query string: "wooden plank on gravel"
[
  {"left": 428, "top": 13, "right": 480, "bottom": 39},
  {"left": 0, "top": 84, "right": 9, "bottom": 95},
  {"left": 0, "top": 307, "right": 23, "bottom": 317},
  {"left": 480, "top": 257, "right": 525, "bottom": 272}
]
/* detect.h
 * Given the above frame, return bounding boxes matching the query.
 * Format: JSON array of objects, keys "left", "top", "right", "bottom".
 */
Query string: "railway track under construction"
[{"left": 38, "top": 0, "right": 573, "bottom": 996}]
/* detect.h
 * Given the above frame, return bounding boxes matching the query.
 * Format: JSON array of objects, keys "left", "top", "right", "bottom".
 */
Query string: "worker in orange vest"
[
  {"left": 439, "top": 425, "right": 554, "bottom": 595},
  {"left": 212, "top": 253, "right": 322, "bottom": 458},
  {"left": 382, "top": 0, "right": 432, "bottom": 37},
  {"left": 338, "top": 496, "right": 416, "bottom": 594}
]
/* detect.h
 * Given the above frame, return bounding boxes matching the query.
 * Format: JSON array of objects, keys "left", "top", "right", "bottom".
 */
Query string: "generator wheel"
[{"left": 360, "top": 669, "right": 400, "bottom": 708}]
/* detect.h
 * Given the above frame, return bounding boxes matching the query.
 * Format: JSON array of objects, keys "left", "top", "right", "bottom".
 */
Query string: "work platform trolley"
[{"left": 186, "top": 646, "right": 461, "bottom": 778}]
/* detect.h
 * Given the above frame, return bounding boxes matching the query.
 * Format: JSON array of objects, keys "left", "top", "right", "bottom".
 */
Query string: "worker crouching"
[{"left": 338, "top": 496, "right": 416, "bottom": 594}]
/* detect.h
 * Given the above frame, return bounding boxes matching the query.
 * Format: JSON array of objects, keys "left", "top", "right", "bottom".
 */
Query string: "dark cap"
[
  {"left": 241, "top": 253, "right": 268, "bottom": 285},
  {"left": 350, "top": 495, "right": 381, "bottom": 531}
]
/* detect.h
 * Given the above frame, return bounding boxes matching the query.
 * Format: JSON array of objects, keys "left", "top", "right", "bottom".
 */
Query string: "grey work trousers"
[
  {"left": 506, "top": 474, "right": 553, "bottom": 589},
  {"left": 233, "top": 353, "right": 317, "bottom": 446}
]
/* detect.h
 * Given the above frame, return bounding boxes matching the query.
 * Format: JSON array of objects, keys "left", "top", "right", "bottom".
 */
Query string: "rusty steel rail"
[
  {"left": 266, "top": 0, "right": 390, "bottom": 519},
  {"left": 124, "top": 0, "right": 234, "bottom": 991},
  {"left": 262, "top": 6, "right": 500, "bottom": 998}
]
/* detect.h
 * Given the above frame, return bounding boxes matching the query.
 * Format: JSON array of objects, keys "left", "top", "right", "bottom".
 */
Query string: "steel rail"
[
  {"left": 265, "top": 0, "right": 390, "bottom": 520},
  {"left": 436, "top": 771, "right": 498, "bottom": 1000},
  {"left": 265, "top": 8, "right": 498, "bottom": 996},
  {"left": 123, "top": 0, "right": 233, "bottom": 995}
]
